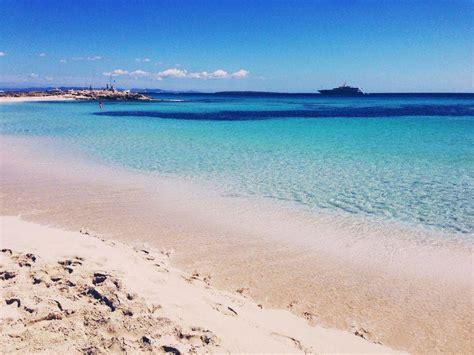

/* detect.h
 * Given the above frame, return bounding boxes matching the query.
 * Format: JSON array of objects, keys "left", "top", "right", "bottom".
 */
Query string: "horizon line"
[{"left": 1, "top": 86, "right": 473, "bottom": 95}]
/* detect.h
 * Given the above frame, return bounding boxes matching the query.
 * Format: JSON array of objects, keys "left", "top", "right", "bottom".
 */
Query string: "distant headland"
[{"left": 0, "top": 87, "right": 151, "bottom": 102}]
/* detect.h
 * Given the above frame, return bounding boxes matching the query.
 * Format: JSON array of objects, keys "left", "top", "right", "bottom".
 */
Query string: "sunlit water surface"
[{"left": 2, "top": 94, "right": 473, "bottom": 234}]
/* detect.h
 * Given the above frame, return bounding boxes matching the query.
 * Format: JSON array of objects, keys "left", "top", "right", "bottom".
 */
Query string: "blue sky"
[{"left": 0, "top": 0, "right": 472, "bottom": 92}]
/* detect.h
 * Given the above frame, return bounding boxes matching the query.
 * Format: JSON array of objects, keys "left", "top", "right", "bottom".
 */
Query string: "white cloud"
[
  {"left": 0, "top": 52, "right": 6, "bottom": 57},
  {"left": 135, "top": 58, "right": 151, "bottom": 63},
  {"left": 39, "top": 53, "right": 47, "bottom": 57},
  {"left": 103, "top": 69, "right": 129, "bottom": 76},
  {"left": 157, "top": 68, "right": 187, "bottom": 78},
  {"left": 212, "top": 69, "right": 229, "bottom": 78},
  {"left": 44, "top": 76, "right": 54, "bottom": 81},
  {"left": 130, "top": 70, "right": 149, "bottom": 77},
  {"left": 87, "top": 56, "right": 102, "bottom": 61},
  {"left": 187, "top": 69, "right": 248, "bottom": 79},
  {"left": 113, "top": 69, "right": 129, "bottom": 75},
  {"left": 28, "top": 73, "right": 39, "bottom": 79},
  {"left": 59, "top": 59, "right": 67, "bottom": 63},
  {"left": 231, "top": 69, "right": 249, "bottom": 78},
  {"left": 101, "top": 67, "right": 250, "bottom": 80},
  {"left": 188, "top": 71, "right": 210, "bottom": 79}
]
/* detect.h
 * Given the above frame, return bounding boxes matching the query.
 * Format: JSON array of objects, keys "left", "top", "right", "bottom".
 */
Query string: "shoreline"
[
  {"left": 1, "top": 134, "right": 472, "bottom": 353},
  {"left": 0, "top": 216, "right": 397, "bottom": 353},
  {"left": 0, "top": 89, "right": 151, "bottom": 103},
  {"left": 0, "top": 96, "right": 77, "bottom": 103}
]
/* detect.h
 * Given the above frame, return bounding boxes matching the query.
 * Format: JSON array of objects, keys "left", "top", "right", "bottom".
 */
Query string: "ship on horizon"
[{"left": 318, "top": 83, "right": 364, "bottom": 96}]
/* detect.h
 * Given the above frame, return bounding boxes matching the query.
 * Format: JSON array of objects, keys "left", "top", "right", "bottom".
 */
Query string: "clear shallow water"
[{"left": 1, "top": 94, "right": 473, "bottom": 233}]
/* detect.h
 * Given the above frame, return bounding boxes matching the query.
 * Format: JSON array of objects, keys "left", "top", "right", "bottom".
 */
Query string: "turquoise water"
[{"left": 1, "top": 94, "right": 473, "bottom": 233}]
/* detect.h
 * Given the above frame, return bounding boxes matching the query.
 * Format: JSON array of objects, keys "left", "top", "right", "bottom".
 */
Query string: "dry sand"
[{"left": 0, "top": 216, "right": 397, "bottom": 354}]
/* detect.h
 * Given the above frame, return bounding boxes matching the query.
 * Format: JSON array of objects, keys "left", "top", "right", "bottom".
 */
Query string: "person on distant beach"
[{"left": 99, "top": 101, "right": 103, "bottom": 109}]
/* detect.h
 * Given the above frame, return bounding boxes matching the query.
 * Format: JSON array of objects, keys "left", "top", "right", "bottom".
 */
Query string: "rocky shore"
[{"left": 0, "top": 89, "right": 152, "bottom": 101}]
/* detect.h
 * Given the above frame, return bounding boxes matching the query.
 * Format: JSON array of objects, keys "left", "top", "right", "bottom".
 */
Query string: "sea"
[{"left": 1, "top": 93, "right": 473, "bottom": 235}]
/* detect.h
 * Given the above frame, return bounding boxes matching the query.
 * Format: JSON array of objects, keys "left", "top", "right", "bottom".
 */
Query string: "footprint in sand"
[
  {"left": 212, "top": 303, "right": 238, "bottom": 316},
  {"left": 0, "top": 271, "right": 17, "bottom": 281},
  {"left": 270, "top": 332, "right": 309, "bottom": 352},
  {"left": 175, "top": 326, "right": 219, "bottom": 348},
  {"left": 1, "top": 249, "right": 222, "bottom": 354}
]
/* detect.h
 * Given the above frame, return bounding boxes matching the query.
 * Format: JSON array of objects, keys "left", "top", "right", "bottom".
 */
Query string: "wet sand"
[{"left": 1, "top": 135, "right": 472, "bottom": 353}]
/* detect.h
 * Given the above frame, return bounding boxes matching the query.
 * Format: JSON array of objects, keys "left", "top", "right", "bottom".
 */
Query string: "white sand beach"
[
  {"left": 0, "top": 96, "right": 77, "bottom": 103},
  {"left": 0, "top": 216, "right": 397, "bottom": 354}
]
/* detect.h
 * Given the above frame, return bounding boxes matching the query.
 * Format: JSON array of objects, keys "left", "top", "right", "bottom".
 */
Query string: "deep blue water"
[{"left": 1, "top": 93, "right": 473, "bottom": 233}]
